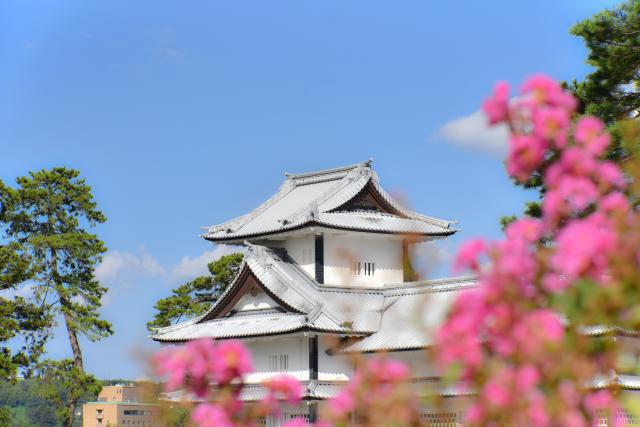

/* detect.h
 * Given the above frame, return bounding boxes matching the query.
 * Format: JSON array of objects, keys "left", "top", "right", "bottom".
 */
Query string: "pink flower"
[
  {"left": 515, "top": 365, "right": 540, "bottom": 393},
  {"left": 559, "top": 381, "right": 580, "bottom": 407},
  {"left": 600, "top": 192, "right": 630, "bottom": 216},
  {"left": 367, "top": 358, "right": 409, "bottom": 382},
  {"left": 513, "top": 310, "right": 563, "bottom": 357},
  {"left": 574, "top": 116, "right": 610, "bottom": 156},
  {"left": 584, "top": 390, "right": 612, "bottom": 413},
  {"left": 597, "top": 161, "right": 626, "bottom": 189},
  {"left": 505, "top": 218, "right": 543, "bottom": 243},
  {"left": 185, "top": 339, "right": 219, "bottom": 396},
  {"left": 264, "top": 375, "right": 303, "bottom": 404},
  {"left": 437, "top": 291, "right": 485, "bottom": 372},
  {"left": 542, "top": 190, "right": 564, "bottom": 223},
  {"left": 542, "top": 273, "right": 568, "bottom": 293},
  {"left": 530, "top": 310, "right": 563, "bottom": 342},
  {"left": 464, "top": 404, "right": 485, "bottom": 424},
  {"left": 191, "top": 404, "right": 233, "bottom": 427},
  {"left": 212, "top": 340, "right": 253, "bottom": 384},
  {"left": 329, "top": 389, "right": 355, "bottom": 417},
  {"left": 552, "top": 215, "right": 615, "bottom": 282},
  {"left": 453, "top": 238, "right": 487, "bottom": 272},
  {"left": 562, "top": 411, "right": 587, "bottom": 427},
  {"left": 526, "top": 394, "right": 550, "bottom": 427},
  {"left": 154, "top": 347, "right": 188, "bottom": 392},
  {"left": 558, "top": 147, "right": 597, "bottom": 177},
  {"left": 482, "top": 81, "right": 510, "bottom": 124},
  {"left": 484, "top": 378, "right": 512, "bottom": 408},
  {"left": 506, "top": 134, "right": 547, "bottom": 182},
  {"left": 555, "top": 175, "right": 599, "bottom": 212},
  {"left": 533, "top": 107, "right": 570, "bottom": 142},
  {"left": 493, "top": 238, "right": 538, "bottom": 289},
  {"left": 154, "top": 339, "right": 218, "bottom": 396},
  {"left": 520, "top": 74, "right": 577, "bottom": 111}
]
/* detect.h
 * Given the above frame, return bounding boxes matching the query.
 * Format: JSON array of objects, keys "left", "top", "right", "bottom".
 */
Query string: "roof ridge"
[
  {"left": 203, "top": 179, "right": 297, "bottom": 236},
  {"left": 280, "top": 166, "right": 371, "bottom": 225},
  {"left": 284, "top": 159, "right": 372, "bottom": 180}
]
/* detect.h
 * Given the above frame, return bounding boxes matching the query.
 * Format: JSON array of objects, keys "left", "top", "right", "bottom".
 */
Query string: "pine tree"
[
  {"left": 2, "top": 168, "right": 111, "bottom": 426},
  {"left": 0, "top": 182, "right": 51, "bottom": 381},
  {"left": 147, "top": 253, "right": 243, "bottom": 331},
  {"left": 505, "top": 0, "right": 640, "bottom": 223}
]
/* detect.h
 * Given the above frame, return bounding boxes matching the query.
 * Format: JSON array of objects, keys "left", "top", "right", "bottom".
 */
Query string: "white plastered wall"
[
  {"left": 324, "top": 232, "right": 403, "bottom": 287},
  {"left": 231, "top": 292, "right": 280, "bottom": 312},
  {"left": 244, "top": 336, "right": 309, "bottom": 380},
  {"left": 281, "top": 234, "right": 315, "bottom": 277}
]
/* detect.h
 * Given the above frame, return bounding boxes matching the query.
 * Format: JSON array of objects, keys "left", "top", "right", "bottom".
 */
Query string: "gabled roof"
[
  {"left": 337, "top": 278, "right": 475, "bottom": 353},
  {"left": 203, "top": 160, "right": 456, "bottom": 243},
  {"left": 150, "top": 242, "right": 475, "bottom": 346}
]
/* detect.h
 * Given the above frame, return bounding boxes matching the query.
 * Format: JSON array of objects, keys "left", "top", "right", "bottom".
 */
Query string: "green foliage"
[
  {"left": 0, "top": 185, "right": 52, "bottom": 381},
  {"left": 499, "top": 215, "right": 517, "bottom": 232},
  {"left": 1, "top": 168, "right": 111, "bottom": 373},
  {"left": 402, "top": 252, "right": 419, "bottom": 282},
  {"left": 1, "top": 168, "right": 109, "bottom": 425},
  {"left": 505, "top": 0, "right": 640, "bottom": 226},
  {"left": 147, "top": 253, "right": 244, "bottom": 331},
  {"left": 570, "top": 0, "right": 640, "bottom": 125},
  {"left": 0, "top": 407, "right": 10, "bottom": 427},
  {"left": 0, "top": 378, "right": 67, "bottom": 427},
  {"left": 164, "top": 406, "right": 189, "bottom": 427},
  {"left": 35, "top": 359, "right": 102, "bottom": 427}
]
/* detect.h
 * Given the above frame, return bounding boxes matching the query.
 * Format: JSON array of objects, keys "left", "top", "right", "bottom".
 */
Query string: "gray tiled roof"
[
  {"left": 151, "top": 242, "right": 475, "bottom": 348},
  {"left": 339, "top": 280, "right": 475, "bottom": 353},
  {"left": 591, "top": 373, "right": 640, "bottom": 390},
  {"left": 161, "top": 380, "right": 350, "bottom": 403},
  {"left": 151, "top": 244, "right": 385, "bottom": 342},
  {"left": 151, "top": 312, "right": 307, "bottom": 342},
  {"left": 203, "top": 160, "right": 456, "bottom": 242},
  {"left": 161, "top": 378, "right": 475, "bottom": 403},
  {"left": 162, "top": 373, "right": 640, "bottom": 405}
]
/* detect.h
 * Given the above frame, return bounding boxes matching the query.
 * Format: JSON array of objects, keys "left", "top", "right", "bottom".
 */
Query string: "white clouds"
[
  {"left": 170, "top": 246, "right": 244, "bottom": 282},
  {"left": 96, "top": 250, "right": 165, "bottom": 283},
  {"left": 96, "top": 249, "right": 166, "bottom": 306},
  {"left": 96, "top": 246, "right": 243, "bottom": 306},
  {"left": 437, "top": 110, "right": 509, "bottom": 158}
]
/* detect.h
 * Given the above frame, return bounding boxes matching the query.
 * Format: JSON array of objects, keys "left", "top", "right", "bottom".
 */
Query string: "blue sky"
[{"left": 1, "top": 1, "right": 618, "bottom": 379}]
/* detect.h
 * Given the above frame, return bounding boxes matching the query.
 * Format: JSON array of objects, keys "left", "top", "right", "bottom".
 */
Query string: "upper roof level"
[{"left": 203, "top": 160, "right": 457, "bottom": 243}]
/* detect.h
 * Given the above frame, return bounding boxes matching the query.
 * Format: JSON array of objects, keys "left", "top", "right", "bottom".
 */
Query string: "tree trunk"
[
  {"left": 62, "top": 308, "right": 84, "bottom": 371},
  {"left": 49, "top": 249, "right": 84, "bottom": 372},
  {"left": 65, "top": 403, "right": 76, "bottom": 427},
  {"left": 50, "top": 248, "right": 83, "bottom": 427}
]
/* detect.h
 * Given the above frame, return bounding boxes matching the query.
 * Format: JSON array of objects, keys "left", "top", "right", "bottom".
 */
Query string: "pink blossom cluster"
[
  {"left": 154, "top": 339, "right": 418, "bottom": 426},
  {"left": 438, "top": 74, "right": 636, "bottom": 426},
  {"left": 322, "top": 357, "right": 419, "bottom": 425},
  {"left": 154, "top": 338, "right": 253, "bottom": 397},
  {"left": 154, "top": 338, "right": 306, "bottom": 427}
]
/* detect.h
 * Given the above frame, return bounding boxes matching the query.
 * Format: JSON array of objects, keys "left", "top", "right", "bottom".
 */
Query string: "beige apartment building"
[{"left": 82, "top": 385, "right": 163, "bottom": 427}]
